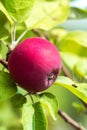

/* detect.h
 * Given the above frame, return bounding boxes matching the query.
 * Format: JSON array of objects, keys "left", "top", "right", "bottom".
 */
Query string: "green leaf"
[
  {"left": 4, "top": 0, "right": 34, "bottom": 22},
  {"left": 54, "top": 76, "right": 87, "bottom": 103},
  {"left": 25, "top": 0, "right": 69, "bottom": 30},
  {"left": 0, "top": 26, "right": 8, "bottom": 40},
  {"left": 69, "top": 7, "right": 87, "bottom": 19},
  {"left": 76, "top": 83, "right": 87, "bottom": 97},
  {"left": 33, "top": 102, "right": 47, "bottom": 130},
  {"left": 22, "top": 103, "right": 34, "bottom": 130},
  {"left": 22, "top": 102, "right": 47, "bottom": 130},
  {"left": 11, "top": 93, "right": 26, "bottom": 108},
  {"left": 0, "top": 1, "right": 13, "bottom": 25},
  {"left": 0, "top": 12, "right": 9, "bottom": 43},
  {"left": 59, "top": 31, "right": 87, "bottom": 57},
  {"left": 38, "top": 92, "right": 58, "bottom": 120},
  {"left": 0, "top": 11, "right": 7, "bottom": 26},
  {"left": 0, "top": 42, "right": 8, "bottom": 60},
  {"left": 0, "top": 71, "right": 17, "bottom": 102}
]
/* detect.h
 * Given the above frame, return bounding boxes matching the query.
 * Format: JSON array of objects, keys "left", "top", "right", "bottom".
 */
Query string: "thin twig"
[
  {"left": 32, "top": 29, "right": 42, "bottom": 37},
  {"left": 62, "top": 63, "right": 73, "bottom": 79},
  {"left": 32, "top": 29, "right": 49, "bottom": 40},
  {"left": 0, "top": 58, "right": 8, "bottom": 69},
  {"left": 58, "top": 109, "right": 86, "bottom": 130}
]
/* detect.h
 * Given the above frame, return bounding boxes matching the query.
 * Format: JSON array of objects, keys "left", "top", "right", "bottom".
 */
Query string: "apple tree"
[{"left": 0, "top": 0, "right": 87, "bottom": 130}]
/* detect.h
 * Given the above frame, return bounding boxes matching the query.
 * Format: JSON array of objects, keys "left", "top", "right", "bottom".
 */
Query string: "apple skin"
[{"left": 8, "top": 37, "right": 62, "bottom": 93}]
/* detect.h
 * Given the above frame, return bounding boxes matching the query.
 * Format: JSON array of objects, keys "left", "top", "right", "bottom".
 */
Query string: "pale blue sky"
[{"left": 70, "top": 0, "right": 87, "bottom": 8}]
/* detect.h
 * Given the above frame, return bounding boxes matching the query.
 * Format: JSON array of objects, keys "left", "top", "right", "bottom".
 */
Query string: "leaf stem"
[
  {"left": 24, "top": 92, "right": 34, "bottom": 104},
  {"left": 13, "top": 23, "right": 16, "bottom": 42},
  {"left": 58, "top": 109, "right": 86, "bottom": 130},
  {"left": 16, "top": 29, "right": 28, "bottom": 44}
]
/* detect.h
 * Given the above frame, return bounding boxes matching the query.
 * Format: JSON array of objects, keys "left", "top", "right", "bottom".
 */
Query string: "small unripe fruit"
[{"left": 8, "top": 37, "right": 62, "bottom": 93}]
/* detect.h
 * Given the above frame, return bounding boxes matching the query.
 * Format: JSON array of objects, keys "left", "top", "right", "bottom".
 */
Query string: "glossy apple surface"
[{"left": 8, "top": 37, "right": 62, "bottom": 92}]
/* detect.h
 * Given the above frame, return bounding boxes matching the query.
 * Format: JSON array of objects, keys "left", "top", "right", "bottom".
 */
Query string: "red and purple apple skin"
[{"left": 8, "top": 37, "right": 62, "bottom": 93}]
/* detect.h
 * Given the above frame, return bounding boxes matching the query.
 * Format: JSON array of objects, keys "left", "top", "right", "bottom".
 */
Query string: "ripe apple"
[{"left": 8, "top": 37, "right": 62, "bottom": 93}]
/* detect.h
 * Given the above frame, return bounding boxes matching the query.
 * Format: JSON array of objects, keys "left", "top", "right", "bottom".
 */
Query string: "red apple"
[{"left": 8, "top": 37, "right": 62, "bottom": 93}]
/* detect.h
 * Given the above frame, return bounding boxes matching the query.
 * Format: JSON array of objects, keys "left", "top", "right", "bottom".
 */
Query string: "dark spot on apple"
[{"left": 47, "top": 69, "right": 59, "bottom": 87}]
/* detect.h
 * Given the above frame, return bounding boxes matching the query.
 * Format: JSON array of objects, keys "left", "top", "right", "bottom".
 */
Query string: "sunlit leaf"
[
  {"left": 76, "top": 83, "right": 87, "bottom": 97},
  {"left": 25, "top": 0, "right": 69, "bottom": 30},
  {"left": 61, "top": 52, "right": 87, "bottom": 81},
  {"left": 61, "top": 52, "right": 79, "bottom": 69},
  {"left": 22, "top": 103, "right": 34, "bottom": 130},
  {"left": 22, "top": 102, "right": 47, "bottom": 130},
  {"left": 0, "top": 71, "right": 17, "bottom": 102},
  {"left": 50, "top": 28, "right": 68, "bottom": 43},
  {"left": 38, "top": 92, "right": 58, "bottom": 120},
  {"left": 74, "top": 58, "right": 87, "bottom": 79},
  {"left": 54, "top": 76, "right": 87, "bottom": 103},
  {"left": 33, "top": 102, "right": 47, "bottom": 130},
  {"left": 4, "top": 0, "right": 34, "bottom": 22}
]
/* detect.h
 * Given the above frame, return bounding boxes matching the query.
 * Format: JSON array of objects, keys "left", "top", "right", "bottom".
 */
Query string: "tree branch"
[
  {"left": 58, "top": 109, "right": 86, "bottom": 130},
  {"left": 62, "top": 63, "right": 73, "bottom": 79},
  {"left": 32, "top": 29, "right": 49, "bottom": 40},
  {"left": 0, "top": 57, "right": 8, "bottom": 69}
]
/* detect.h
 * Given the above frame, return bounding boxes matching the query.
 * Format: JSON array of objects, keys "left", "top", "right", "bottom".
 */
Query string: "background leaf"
[
  {"left": 0, "top": 71, "right": 17, "bottom": 102},
  {"left": 69, "top": 7, "right": 87, "bottom": 19},
  {"left": 74, "top": 58, "right": 87, "bottom": 80},
  {"left": 58, "top": 31, "right": 87, "bottom": 81},
  {"left": 0, "top": 100, "right": 22, "bottom": 129},
  {"left": 72, "top": 102, "right": 87, "bottom": 113},
  {"left": 59, "top": 31, "right": 87, "bottom": 57},
  {"left": 25, "top": 0, "right": 69, "bottom": 30},
  {"left": 38, "top": 92, "right": 58, "bottom": 120}
]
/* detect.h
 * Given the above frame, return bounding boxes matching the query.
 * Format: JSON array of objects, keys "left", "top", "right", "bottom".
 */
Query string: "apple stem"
[
  {"left": 29, "top": 93, "right": 34, "bottom": 104},
  {"left": 24, "top": 92, "right": 34, "bottom": 104}
]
